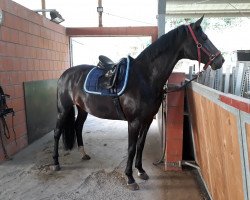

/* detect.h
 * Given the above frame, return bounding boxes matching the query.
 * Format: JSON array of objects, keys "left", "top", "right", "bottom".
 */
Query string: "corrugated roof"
[{"left": 164, "top": 1, "right": 250, "bottom": 17}]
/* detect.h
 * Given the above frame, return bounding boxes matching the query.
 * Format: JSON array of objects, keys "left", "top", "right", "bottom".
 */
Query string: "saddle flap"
[{"left": 98, "top": 65, "right": 120, "bottom": 89}]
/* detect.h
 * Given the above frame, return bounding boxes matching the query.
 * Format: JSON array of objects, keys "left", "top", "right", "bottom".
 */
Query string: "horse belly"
[{"left": 81, "top": 95, "right": 124, "bottom": 120}]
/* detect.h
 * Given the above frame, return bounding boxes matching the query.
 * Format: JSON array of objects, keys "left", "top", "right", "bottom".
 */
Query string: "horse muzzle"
[{"left": 210, "top": 55, "right": 225, "bottom": 70}]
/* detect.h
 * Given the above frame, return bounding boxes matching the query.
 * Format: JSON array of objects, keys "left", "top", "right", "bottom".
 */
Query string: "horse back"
[{"left": 57, "top": 65, "right": 93, "bottom": 109}]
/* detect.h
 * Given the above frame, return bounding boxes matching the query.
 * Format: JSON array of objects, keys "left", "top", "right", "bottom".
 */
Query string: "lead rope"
[
  {"left": 166, "top": 70, "right": 204, "bottom": 94},
  {"left": 153, "top": 84, "right": 167, "bottom": 166},
  {"left": 153, "top": 71, "right": 204, "bottom": 166}
]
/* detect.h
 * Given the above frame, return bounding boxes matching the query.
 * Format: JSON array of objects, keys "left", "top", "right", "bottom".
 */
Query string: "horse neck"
[{"left": 135, "top": 27, "right": 186, "bottom": 90}]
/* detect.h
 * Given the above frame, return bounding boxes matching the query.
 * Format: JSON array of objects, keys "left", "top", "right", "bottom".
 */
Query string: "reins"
[
  {"left": 165, "top": 24, "right": 221, "bottom": 94},
  {"left": 0, "top": 90, "right": 16, "bottom": 159}
]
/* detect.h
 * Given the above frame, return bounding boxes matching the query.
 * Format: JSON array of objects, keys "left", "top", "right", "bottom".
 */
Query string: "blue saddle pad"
[{"left": 84, "top": 57, "right": 130, "bottom": 96}]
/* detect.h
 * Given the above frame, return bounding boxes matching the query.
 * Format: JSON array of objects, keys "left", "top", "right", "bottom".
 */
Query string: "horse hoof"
[
  {"left": 50, "top": 165, "right": 61, "bottom": 171},
  {"left": 138, "top": 172, "right": 149, "bottom": 180},
  {"left": 127, "top": 182, "right": 140, "bottom": 191},
  {"left": 82, "top": 154, "right": 91, "bottom": 160}
]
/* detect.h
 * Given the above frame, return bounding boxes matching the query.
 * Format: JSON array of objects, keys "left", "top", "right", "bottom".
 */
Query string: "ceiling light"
[
  {"left": 50, "top": 10, "right": 65, "bottom": 24},
  {"left": 33, "top": 9, "right": 65, "bottom": 24}
]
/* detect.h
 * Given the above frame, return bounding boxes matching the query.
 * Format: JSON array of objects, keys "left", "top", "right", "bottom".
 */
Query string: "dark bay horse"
[{"left": 52, "top": 17, "right": 224, "bottom": 190}]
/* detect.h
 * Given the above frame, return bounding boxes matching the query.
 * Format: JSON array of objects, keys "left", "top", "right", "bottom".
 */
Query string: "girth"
[{"left": 98, "top": 55, "right": 127, "bottom": 120}]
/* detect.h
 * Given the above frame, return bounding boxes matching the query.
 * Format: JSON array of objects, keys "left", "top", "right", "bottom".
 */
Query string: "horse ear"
[{"left": 193, "top": 15, "right": 204, "bottom": 29}]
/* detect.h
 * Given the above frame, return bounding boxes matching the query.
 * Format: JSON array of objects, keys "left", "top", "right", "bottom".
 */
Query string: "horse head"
[{"left": 183, "top": 16, "right": 225, "bottom": 70}]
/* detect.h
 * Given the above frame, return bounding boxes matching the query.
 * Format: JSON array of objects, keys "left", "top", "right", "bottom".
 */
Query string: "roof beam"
[
  {"left": 66, "top": 26, "right": 158, "bottom": 42},
  {"left": 164, "top": 9, "right": 250, "bottom": 18}
]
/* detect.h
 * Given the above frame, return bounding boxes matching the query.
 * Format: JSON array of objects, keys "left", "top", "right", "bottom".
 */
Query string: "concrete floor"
[{"left": 0, "top": 115, "right": 205, "bottom": 200}]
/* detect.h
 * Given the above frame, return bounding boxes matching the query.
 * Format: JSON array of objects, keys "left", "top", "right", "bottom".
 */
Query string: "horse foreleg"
[
  {"left": 75, "top": 107, "right": 91, "bottom": 160},
  {"left": 125, "top": 120, "right": 140, "bottom": 190},
  {"left": 135, "top": 121, "right": 152, "bottom": 181}
]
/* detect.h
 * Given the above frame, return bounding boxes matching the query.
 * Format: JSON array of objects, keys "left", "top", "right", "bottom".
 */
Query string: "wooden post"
[
  {"left": 98, "top": 0, "right": 103, "bottom": 27},
  {"left": 41, "top": 0, "right": 46, "bottom": 17}
]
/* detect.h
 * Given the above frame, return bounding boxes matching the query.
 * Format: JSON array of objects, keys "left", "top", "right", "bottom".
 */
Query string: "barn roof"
[{"left": 160, "top": 0, "right": 250, "bottom": 17}]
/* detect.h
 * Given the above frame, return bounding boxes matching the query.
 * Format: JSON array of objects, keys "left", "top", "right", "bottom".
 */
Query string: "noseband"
[{"left": 187, "top": 25, "right": 221, "bottom": 70}]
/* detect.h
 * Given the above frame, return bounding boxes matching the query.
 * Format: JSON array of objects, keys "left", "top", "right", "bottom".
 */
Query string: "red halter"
[{"left": 187, "top": 25, "right": 221, "bottom": 71}]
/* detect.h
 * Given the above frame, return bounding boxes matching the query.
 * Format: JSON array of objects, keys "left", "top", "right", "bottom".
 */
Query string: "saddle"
[
  {"left": 97, "top": 55, "right": 124, "bottom": 89},
  {"left": 97, "top": 55, "right": 115, "bottom": 70}
]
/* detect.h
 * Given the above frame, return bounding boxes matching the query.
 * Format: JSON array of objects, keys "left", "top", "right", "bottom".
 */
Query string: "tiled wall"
[
  {"left": 0, "top": 0, "right": 69, "bottom": 161},
  {"left": 165, "top": 73, "right": 185, "bottom": 171}
]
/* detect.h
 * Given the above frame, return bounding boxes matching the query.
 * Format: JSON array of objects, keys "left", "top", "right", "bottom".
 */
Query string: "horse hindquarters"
[{"left": 61, "top": 106, "right": 76, "bottom": 150}]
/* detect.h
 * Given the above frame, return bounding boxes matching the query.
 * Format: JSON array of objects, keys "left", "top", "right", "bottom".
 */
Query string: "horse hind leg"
[
  {"left": 75, "top": 106, "right": 91, "bottom": 160},
  {"left": 51, "top": 112, "right": 65, "bottom": 171},
  {"left": 51, "top": 105, "right": 76, "bottom": 171}
]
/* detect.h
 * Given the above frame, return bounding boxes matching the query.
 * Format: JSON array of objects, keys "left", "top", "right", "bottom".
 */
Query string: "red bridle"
[{"left": 187, "top": 25, "right": 221, "bottom": 71}]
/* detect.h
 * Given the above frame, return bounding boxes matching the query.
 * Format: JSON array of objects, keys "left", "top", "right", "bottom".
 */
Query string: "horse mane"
[{"left": 136, "top": 25, "right": 187, "bottom": 62}]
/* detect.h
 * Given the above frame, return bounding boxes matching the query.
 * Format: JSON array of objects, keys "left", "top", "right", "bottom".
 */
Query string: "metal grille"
[
  {"left": 188, "top": 63, "right": 250, "bottom": 99},
  {"left": 244, "top": 67, "right": 250, "bottom": 98}
]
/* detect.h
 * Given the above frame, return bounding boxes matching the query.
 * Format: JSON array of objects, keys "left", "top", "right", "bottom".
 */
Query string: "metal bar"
[
  {"left": 224, "top": 67, "right": 231, "bottom": 93},
  {"left": 246, "top": 67, "right": 250, "bottom": 98},
  {"left": 189, "top": 66, "right": 193, "bottom": 80},
  {"left": 33, "top": 9, "right": 56, "bottom": 12},
  {"left": 209, "top": 69, "right": 215, "bottom": 88},
  {"left": 232, "top": 67, "right": 237, "bottom": 94},
  {"left": 218, "top": 68, "right": 223, "bottom": 91},
  {"left": 235, "top": 63, "right": 245, "bottom": 96},
  {"left": 237, "top": 110, "right": 249, "bottom": 200},
  {"left": 204, "top": 68, "right": 211, "bottom": 86},
  {"left": 240, "top": 111, "right": 250, "bottom": 200},
  {"left": 214, "top": 68, "right": 222, "bottom": 91},
  {"left": 200, "top": 69, "right": 206, "bottom": 84},
  {"left": 164, "top": 10, "right": 250, "bottom": 18},
  {"left": 182, "top": 161, "right": 200, "bottom": 170}
]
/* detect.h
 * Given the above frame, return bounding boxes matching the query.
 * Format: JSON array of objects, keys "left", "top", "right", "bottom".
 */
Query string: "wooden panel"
[
  {"left": 246, "top": 123, "right": 250, "bottom": 168},
  {"left": 188, "top": 90, "right": 245, "bottom": 200}
]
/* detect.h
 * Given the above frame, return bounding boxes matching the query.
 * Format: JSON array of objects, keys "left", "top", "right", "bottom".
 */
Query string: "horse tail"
[{"left": 61, "top": 106, "right": 76, "bottom": 150}]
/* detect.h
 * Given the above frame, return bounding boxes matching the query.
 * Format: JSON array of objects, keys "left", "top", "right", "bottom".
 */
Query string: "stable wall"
[
  {"left": 187, "top": 82, "right": 250, "bottom": 200},
  {"left": 0, "top": 0, "right": 69, "bottom": 160},
  {"left": 165, "top": 73, "right": 185, "bottom": 171}
]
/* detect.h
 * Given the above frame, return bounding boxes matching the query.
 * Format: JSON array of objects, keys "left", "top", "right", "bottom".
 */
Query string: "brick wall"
[
  {"left": 165, "top": 73, "right": 185, "bottom": 171},
  {"left": 0, "top": 0, "right": 69, "bottom": 161}
]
